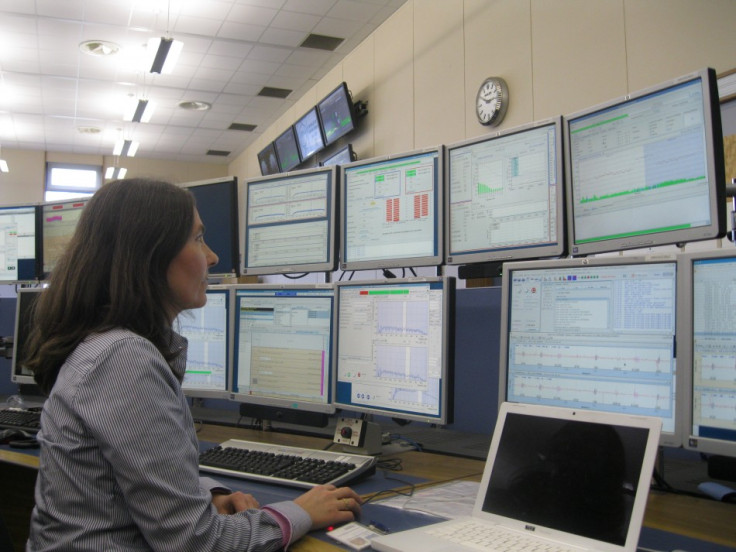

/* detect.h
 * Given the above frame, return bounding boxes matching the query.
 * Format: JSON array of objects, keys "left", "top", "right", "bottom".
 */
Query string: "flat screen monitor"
[
  {"left": 565, "top": 67, "right": 725, "bottom": 256},
  {"left": 229, "top": 284, "right": 336, "bottom": 416},
  {"left": 678, "top": 249, "right": 736, "bottom": 457},
  {"left": 274, "top": 126, "right": 302, "bottom": 172},
  {"left": 0, "top": 204, "right": 41, "bottom": 283},
  {"left": 318, "top": 82, "right": 356, "bottom": 146},
  {"left": 340, "top": 146, "right": 443, "bottom": 271},
  {"left": 41, "top": 197, "right": 89, "bottom": 277},
  {"left": 321, "top": 144, "right": 355, "bottom": 167},
  {"left": 175, "top": 286, "right": 231, "bottom": 399},
  {"left": 242, "top": 166, "right": 337, "bottom": 276},
  {"left": 294, "top": 107, "right": 325, "bottom": 161},
  {"left": 498, "top": 256, "right": 680, "bottom": 447},
  {"left": 182, "top": 177, "right": 240, "bottom": 279},
  {"left": 11, "top": 287, "right": 44, "bottom": 386},
  {"left": 333, "top": 277, "right": 455, "bottom": 424},
  {"left": 446, "top": 117, "right": 565, "bottom": 266},
  {"left": 257, "top": 142, "right": 280, "bottom": 176}
]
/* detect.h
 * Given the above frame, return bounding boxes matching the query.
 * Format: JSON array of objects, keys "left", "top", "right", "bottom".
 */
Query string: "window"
[{"left": 45, "top": 162, "right": 102, "bottom": 201}]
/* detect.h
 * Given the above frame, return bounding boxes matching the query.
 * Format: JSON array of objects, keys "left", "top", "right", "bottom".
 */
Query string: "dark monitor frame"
[
  {"left": 564, "top": 67, "right": 726, "bottom": 256},
  {"left": 339, "top": 145, "right": 444, "bottom": 271},
  {"left": 0, "top": 204, "right": 42, "bottom": 283},
  {"left": 332, "top": 276, "right": 455, "bottom": 425},
  {"left": 498, "top": 256, "right": 681, "bottom": 447},
  {"left": 274, "top": 126, "right": 302, "bottom": 172},
  {"left": 294, "top": 106, "right": 326, "bottom": 162},
  {"left": 257, "top": 142, "right": 280, "bottom": 176},
  {"left": 241, "top": 165, "right": 338, "bottom": 276},
  {"left": 181, "top": 176, "right": 240, "bottom": 279},
  {"left": 320, "top": 143, "right": 356, "bottom": 167},
  {"left": 317, "top": 82, "right": 356, "bottom": 146},
  {"left": 11, "top": 287, "right": 44, "bottom": 386},
  {"left": 445, "top": 117, "right": 566, "bottom": 267}
]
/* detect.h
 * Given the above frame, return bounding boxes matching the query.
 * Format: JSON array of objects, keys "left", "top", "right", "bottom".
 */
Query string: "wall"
[{"left": 228, "top": 0, "right": 736, "bottom": 181}]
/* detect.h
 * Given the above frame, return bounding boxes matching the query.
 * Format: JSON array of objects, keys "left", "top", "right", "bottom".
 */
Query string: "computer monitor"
[
  {"left": 229, "top": 284, "right": 336, "bottom": 422},
  {"left": 318, "top": 82, "right": 356, "bottom": 146},
  {"left": 564, "top": 67, "right": 725, "bottom": 256},
  {"left": 333, "top": 277, "right": 455, "bottom": 424},
  {"left": 257, "top": 142, "right": 280, "bottom": 176},
  {"left": 677, "top": 249, "right": 736, "bottom": 458},
  {"left": 175, "top": 286, "right": 231, "bottom": 399},
  {"left": 445, "top": 117, "right": 565, "bottom": 267},
  {"left": 274, "top": 126, "right": 302, "bottom": 172},
  {"left": 498, "top": 256, "right": 680, "bottom": 447},
  {"left": 182, "top": 177, "right": 240, "bottom": 279},
  {"left": 11, "top": 287, "right": 44, "bottom": 386},
  {"left": 0, "top": 204, "right": 41, "bottom": 283},
  {"left": 41, "top": 197, "right": 89, "bottom": 277},
  {"left": 294, "top": 107, "right": 326, "bottom": 162},
  {"left": 321, "top": 144, "right": 355, "bottom": 167},
  {"left": 241, "top": 165, "right": 338, "bottom": 276},
  {"left": 340, "top": 146, "right": 444, "bottom": 271}
]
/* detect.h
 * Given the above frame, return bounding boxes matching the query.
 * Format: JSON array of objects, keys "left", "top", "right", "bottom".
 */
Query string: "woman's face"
[{"left": 166, "top": 209, "right": 218, "bottom": 318}]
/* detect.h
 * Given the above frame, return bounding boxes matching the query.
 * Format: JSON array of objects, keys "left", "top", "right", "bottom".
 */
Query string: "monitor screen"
[
  {"left": 498, "top": 257, "right": 680, "bottom": 447},
  {"left": 182, "top": 177, "right": 240, "bottom": 279},
  {"left": 446, "top": 118, "right": 565, "bottom": 266},
  {"left": 340, "top": 146, "right": 443, "bottom": 271},
  {"left": 678, "top": 249, "right": 736, "bottom": 457},
  {"left": 257, "top": 143, "right": 280, "bottom": 176},
  {"left": 11, "top": 287, "right": 44, "bottom": 386},
  {"left": 274, "top": 126, "right": 302, "bottom": 172},
  {"left": 41, "top": 197, "right": 89, "bottom": 277},
  {"left": 321, "top": 144, "right": 355, "bottom": 167},
  {"left": 242, "top": 166, "right": 337, "bottom": 276},
  {"left": 318, "top": 82, "right": 356, "bottom": 146},
  {"left": 294, "top": 107, "right": 326, "bottom": 161},
  {"left": 0, "top": 204, "right": 40, "bottom": 283},
  {"left": 565, "top": 67, "right": 725, "bottom": 256},
  {"left": 175, "top": 286, "right": 231, "bottom": 399},
  {"left": 230, "top": 284, "right": 336, "bottom": 415},
  {"left": 333, "top": 277, "right": 455, "bottom": 424}
]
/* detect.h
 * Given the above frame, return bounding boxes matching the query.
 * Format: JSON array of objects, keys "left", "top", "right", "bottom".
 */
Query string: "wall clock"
[{"left": 476, "top": 77, "right": 509, "bottom": 126}]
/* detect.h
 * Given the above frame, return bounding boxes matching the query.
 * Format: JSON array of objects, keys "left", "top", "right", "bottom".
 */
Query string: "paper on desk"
[{"left": 373, "top": 480, "right": 479, "bottom": 519}]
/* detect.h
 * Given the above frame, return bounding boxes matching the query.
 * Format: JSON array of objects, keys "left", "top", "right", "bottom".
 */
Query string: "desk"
[{"left": 3, "top": 423, "right": 735, "bottom": 552}]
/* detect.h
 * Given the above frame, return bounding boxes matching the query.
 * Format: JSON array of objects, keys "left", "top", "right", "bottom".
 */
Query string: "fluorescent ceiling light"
[
  {"left": 113, "top": 139, "right": 139, "bottom": 157},
  {"left": 0, "top": 159, "right": 8, "bottom": 173},
  {"left": 124, "top": 99, "right": 153, "bottom": 123},
  {"left": 148, "top": 37, "right": 183, "bottom": 74},
  {"left": 105, "top": 166, "right": 127, "bottom": 180}
]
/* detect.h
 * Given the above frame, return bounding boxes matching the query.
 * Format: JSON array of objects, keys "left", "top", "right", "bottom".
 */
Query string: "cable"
[{"left": 282, "top": 273, "right": 308, "bottom": 279}]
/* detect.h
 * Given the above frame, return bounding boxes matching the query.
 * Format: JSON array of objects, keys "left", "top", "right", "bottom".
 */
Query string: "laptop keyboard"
[{"left": 427, "top": 519, "right": 573, "bottom": 552}]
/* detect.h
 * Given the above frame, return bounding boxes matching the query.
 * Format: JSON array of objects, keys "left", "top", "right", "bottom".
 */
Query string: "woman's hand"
[{"left": 294, "top": 485, "right": 363, "bottom": 530}]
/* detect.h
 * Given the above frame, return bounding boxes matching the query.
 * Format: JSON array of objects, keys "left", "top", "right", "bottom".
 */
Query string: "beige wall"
[
  {"left": 0, "top": 149, "right": 228, "bottom": 205},
  {"left": 229, "top": 0, "right": 736, "bottom": 180}
]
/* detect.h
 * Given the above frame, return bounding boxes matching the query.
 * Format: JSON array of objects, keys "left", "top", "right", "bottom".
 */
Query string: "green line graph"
[
  {"left": 478, "top": 183, "right": 503, "bottom": 195},
  {"left": 580, "top": 176, "right": 704, "bottom": 204}
]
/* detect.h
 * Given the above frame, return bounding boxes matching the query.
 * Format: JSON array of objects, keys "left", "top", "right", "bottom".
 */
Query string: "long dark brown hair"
[{"left": 26, "top": 178, "right": 195, "bottom": 394}]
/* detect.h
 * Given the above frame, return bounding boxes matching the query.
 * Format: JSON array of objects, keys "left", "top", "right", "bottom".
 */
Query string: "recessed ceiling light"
[
  {"left": 179, "top": 101, "right": 212, "bottom": 111},
  {"left": 77, "top": 126, "right": 102, "bottom": 134},
  {"left": 79, "top": 40, "right": 120, "bottom": 57}
]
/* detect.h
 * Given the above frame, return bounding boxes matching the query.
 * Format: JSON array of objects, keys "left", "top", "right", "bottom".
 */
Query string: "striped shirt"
[{"left": 27, "top": 328, "right": 311, "bottom": 551}]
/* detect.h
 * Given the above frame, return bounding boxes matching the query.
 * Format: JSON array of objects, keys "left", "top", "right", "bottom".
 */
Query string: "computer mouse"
[{"left": 0, "top": 428, "right": 39, "bottom": 448}]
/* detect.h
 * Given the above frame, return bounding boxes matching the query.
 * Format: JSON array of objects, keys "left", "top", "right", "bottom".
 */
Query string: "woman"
[{"left": 25, "top": 179, "right": 361, "bottom": 551}]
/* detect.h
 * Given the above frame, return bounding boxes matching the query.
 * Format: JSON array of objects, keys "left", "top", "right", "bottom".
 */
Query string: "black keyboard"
[
  {"left": 0, "top": 408, "right": 41, "bottom": 432},
  {"left": 199, "top": 438, "right": 377, "bottom": 489}
]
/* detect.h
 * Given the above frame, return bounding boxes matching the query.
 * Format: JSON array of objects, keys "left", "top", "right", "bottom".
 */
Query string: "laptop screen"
[{"left": 481, "top": 412, "right": 650, "bottom": 547}]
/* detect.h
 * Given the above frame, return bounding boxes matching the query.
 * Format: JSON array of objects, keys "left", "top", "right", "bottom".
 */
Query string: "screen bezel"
[
  {"left": 564, "top": 67, "right": 726, "bottom": 256},
  {"left": 332, "top": 276, "right": 455, "bottom": 425},
  {"left": 294, "top": 107, "right": 326, "bottom": 162},
  {"left": 317, "top": 82, "right": 356, "bottom": 146},
  {"left": 677, "top": 248, "right": 736, "bottom": 457},
  {"left": 320, "top": 143, "right": 355, "bottom": 167},
  {"left": 241, "top": 165, "right": 338, "bottom": 276},
  {"left": 339, "top": 145, "right": 444, "bottom": 271},
  {"left": 228, "top": 283, "right": 337, "bottom": 415},
  {"left": 257, "top": 142, "right": 280, "bottom": 176},
  {"left": 11, "top": 287, "right": 44, "bottom": 386},
  {"left": 181, "top": 176, "right": 240, "bottom": 279},
  {"left": 0, "top": 203, "right": 42, "bottom": 284},
  {"left": 445, "top": 117, "right": 566, "bottom": 266},
  {"left": 498, "top": 256, "right": 681, "bottom": 447},
  {"left": 274, "top": 126, "right": 302, "bottom": 172}
]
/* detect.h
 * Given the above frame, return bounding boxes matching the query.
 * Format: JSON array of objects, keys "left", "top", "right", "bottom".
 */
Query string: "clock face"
[{"left": 476, "top": 77, "right": 508, "bottom": 126}]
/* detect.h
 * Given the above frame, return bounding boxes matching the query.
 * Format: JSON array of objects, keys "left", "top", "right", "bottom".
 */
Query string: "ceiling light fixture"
[
  {"left": 148, "top": 36, "right": 183, "bottom": 74},
  {"left": 178, "top": 100, "right": 211, "bottom": 111},
  {"left": 124, "top": 99, "right": 153, "bottom": 123},
  {"left": 113, "top": 139, "right": 139, "bottom": 157},
  {"left": 105, "top": 166, "right": 127, "bottom": 180},
  {"left": 79, "top": 40, "right": 120, "bottom": 57}
]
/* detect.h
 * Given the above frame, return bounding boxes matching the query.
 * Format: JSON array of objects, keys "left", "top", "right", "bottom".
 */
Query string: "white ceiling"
[{"left": 0, "top": 0, "right": 406, "bottom": 165}]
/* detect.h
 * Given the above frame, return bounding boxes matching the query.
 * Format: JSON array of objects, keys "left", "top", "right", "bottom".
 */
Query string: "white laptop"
[{"left": 372, "top": 402, "right": 661, "bottom": 552}]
